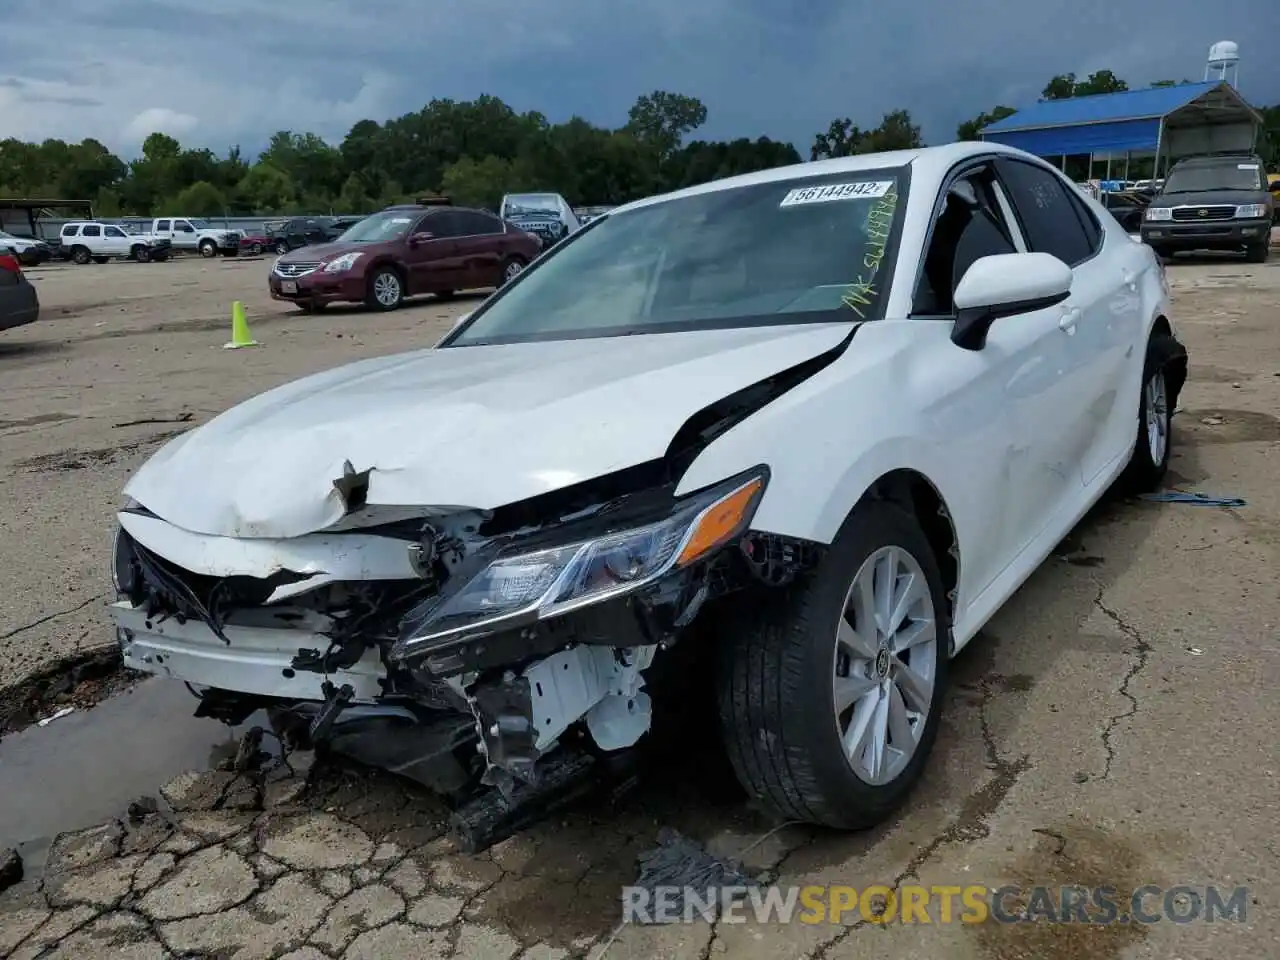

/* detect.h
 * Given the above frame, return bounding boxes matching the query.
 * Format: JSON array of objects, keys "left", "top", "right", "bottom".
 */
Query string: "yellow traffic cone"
[{"left": 223, "top": 301, "right": 259, "bottom": 349}]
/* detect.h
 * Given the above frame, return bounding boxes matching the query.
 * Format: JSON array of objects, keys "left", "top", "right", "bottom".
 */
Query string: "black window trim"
[
  {"left": 909, "top": 154, "right": 1025, "bottom": 320},
  {"left": 82, "top": 224, "right": 102, "bottom": 236},
  {"left": 991, "top": 156, "right": 1103, "bottom": 269}
]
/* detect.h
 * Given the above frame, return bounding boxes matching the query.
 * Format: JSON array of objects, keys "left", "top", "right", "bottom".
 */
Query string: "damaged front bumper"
[{"left": 109, "top": 468, "right": 790, "bottom": 818}]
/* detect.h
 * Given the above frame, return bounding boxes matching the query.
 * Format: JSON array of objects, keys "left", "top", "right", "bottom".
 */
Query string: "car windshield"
[
  {"left": 337, "top": 211, "right": 416, "bottom": 243},
  {"left": 450, "top": 169, "right": 906, "bottom": 346},
  {"left": 504, "top": 194, "right": 561, "bottom": 215},
  {"left": 1163, "top": 162, "right": 1264, "bottom": 193}
]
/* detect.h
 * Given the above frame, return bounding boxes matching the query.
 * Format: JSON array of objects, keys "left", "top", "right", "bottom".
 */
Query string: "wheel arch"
[
  {"left": 854, "top": 469, "right": 960, "bottom": 650},
  {"left": 1148, "top": 314, "right": 1187, "bottom": 406},
  {"left": 368, "top": 257, "right": 407, "bottom": 288}
]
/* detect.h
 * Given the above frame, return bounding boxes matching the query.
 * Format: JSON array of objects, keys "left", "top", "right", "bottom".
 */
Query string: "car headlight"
[
  {"left": 1235, "top": 203, "right": 1268, "bottom": 219},
  {"left": 323, "top": 252, "right": 363, "bottom": 273},
  {"left": 1144, "top": 207, "right": 1172, "bottom": 222},
  {"left": 392, "top": 469, "right": 768, "bottom": 657}
]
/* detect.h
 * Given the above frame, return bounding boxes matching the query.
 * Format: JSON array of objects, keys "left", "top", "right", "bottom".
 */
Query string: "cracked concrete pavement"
[{"left": 2, "top": 253, "right": 1279, "bottom": 958}]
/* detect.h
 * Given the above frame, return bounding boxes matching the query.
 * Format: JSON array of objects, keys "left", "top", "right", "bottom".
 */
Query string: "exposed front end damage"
[{"left": 109, "top": 464, "right": 824, "bottom": 851}]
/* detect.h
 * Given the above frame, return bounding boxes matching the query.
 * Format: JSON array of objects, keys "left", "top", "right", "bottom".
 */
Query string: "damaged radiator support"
[{"left": 468, "top": 643, "right": 657, "bottom": 799}]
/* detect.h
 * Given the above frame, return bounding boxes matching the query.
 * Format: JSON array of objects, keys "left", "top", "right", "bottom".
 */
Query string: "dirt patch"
[
  {"left": 0, "top": 646, "right": 145, "bottom": 740},
  {"left": 14, "top": 430, "right": 189, "bottom": 473},
  {"left": 970, "top": 818, "right": 1165, "bottom": 960},
  {"left": 1180, "top": 409, "right": 1280, "bottom": 445}
]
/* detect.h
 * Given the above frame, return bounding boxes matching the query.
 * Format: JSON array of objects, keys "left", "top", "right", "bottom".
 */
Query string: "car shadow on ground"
[{"left": 0, "top": 338, "right": 68, "bottom": 362}]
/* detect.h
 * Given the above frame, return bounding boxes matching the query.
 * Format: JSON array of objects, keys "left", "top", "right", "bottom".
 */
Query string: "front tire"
[
  {"left": 501, "top": 257, "right": 526, "bottom": 285},
  {"left": 1245, "top": 241, "right": 1269, "bottom": 264},
  {"left": 131, "top": 245, "right": 150, "bottom": 263},
  {"left": 365, "top": 267, "right": 404, "bottom": 311},
  {"left": 1118, "top": 332, "right": 1183, "bottom": 493},
  {"left": 199, "top": 240, "right": 217, "bottom": 258},
  {"left": 718, "top": 504, "right": 950, "bottom": 829},
  {"left": 274, "top": 240, "right": 289, "bottom": 255}
]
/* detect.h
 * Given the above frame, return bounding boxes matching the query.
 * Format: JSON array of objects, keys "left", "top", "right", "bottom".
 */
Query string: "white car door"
[
  {"left": 993, "top": 157, "right": 1130, "bottom": 487},
  {"left": 910, "top": 164, "right": 1078, "bottom": 588},
  {"left": 172, "top": 220, "right": 197, "bottom": 250},
  {"left": 152, "top": 219, "right": 174, "bottom": 247},
  {"left": 102, "top": 225, "right": 131, "bottom": 257}
]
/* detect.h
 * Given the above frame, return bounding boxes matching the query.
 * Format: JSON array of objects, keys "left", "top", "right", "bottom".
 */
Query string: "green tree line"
[{"left": 1, "top": 72, "right": 1275, "bottom": 218}]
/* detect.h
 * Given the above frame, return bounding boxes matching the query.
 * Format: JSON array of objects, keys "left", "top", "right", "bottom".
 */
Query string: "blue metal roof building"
[{"left": 981, "top": 81, "right": 1262, "bottom": 161}]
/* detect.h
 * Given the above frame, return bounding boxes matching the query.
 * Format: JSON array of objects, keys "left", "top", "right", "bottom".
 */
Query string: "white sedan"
[{"left": 109, "top": 141, "right": 1186, "bottom": 848}]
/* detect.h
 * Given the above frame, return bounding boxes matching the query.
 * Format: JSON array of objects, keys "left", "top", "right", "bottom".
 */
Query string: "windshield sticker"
[
  {"left": 842, "top": 186, "right": 899, "bottom": 318},
  {"left": 780, "top": 180, "right": 894, "bottom": 207},
  {"left": 389, "top": 217, "right": 412, "bottom": 223},
  {"left": 1238, "top": 163, "right": 1259, "bottom": 170}
]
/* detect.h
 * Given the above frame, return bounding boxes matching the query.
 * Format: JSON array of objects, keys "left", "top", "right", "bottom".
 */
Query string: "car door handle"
[{"left": 1059, "top": 308, "right": 1080, "bottom": 333}]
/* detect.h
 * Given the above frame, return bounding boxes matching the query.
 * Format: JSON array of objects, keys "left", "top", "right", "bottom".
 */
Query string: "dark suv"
[
  {"left": 268, "top": 200, "right": 541, "bottom": 311},
  {"left": 1140, "top": 154, "right": 1273, "bottom": 262}
]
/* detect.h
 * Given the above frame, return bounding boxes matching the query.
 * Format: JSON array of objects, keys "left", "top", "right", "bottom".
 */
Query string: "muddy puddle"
[{"left": 0, "top": 678, "right": 265, "bottom": 875}]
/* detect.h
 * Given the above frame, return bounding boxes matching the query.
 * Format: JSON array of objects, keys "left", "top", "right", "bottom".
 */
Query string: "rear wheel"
[
  {"left": 71, "top": 246, "right": 91, "bottom": 265},
  {"left": 366, "top": 267, "right": 403, "bottom": 311},
  {"left": 250, "top": 243, "right": 262, "bottom": 255},
  {"left": 718, "top": 504, "right": 949, "bottom": 829},
  {"left": 274, "top": 240, "right": 289, "bottom": 255}
]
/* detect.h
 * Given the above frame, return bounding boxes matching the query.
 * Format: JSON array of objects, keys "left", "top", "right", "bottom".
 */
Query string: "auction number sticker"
[{"left": 780, "top": 181, "right": 893, "bottom": 206}]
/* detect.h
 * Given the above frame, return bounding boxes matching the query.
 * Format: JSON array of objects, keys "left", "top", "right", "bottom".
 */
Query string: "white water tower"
[{"left": 1204, "top": 40, "right": 1239, "bottom": 86}]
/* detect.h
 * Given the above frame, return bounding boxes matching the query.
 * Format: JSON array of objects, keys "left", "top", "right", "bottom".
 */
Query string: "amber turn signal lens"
[{"left": 676, "top": 477, "right": 764, "bottom": 567}]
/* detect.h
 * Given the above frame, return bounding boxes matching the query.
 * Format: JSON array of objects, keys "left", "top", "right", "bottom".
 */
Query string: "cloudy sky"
[{"left": 5, "top": 0, "right": 1278, "bottom": 158}]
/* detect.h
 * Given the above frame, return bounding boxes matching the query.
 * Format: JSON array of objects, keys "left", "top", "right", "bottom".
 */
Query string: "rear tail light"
[{"left": 0, "top": 254, "right": 21, "bottom": 276}]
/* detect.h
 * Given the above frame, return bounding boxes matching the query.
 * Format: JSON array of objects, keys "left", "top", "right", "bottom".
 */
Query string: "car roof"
[
  {"left": 609, "top": 142, "right": 1031, "bottom": 216},
  {"left": 1173, "top": 153, "right": 1262, "bottom": 166}
]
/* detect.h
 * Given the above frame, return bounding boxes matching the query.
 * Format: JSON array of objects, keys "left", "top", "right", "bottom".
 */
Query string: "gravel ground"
[{"left": 0, "top": 250, "right": 1278, "bottom": 959}]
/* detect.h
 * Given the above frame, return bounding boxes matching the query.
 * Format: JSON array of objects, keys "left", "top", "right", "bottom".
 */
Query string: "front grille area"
[
  {"left": 275, "top": 261, "right": 321, "bottom": 278},
  {"left": 1172, "top": 205, "right": 1235, "bottom": 222}
]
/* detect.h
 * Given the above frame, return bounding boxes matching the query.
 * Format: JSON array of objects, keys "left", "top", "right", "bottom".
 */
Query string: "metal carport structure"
[{"left": 980, "top": 81, "right": 1263, "bottom": 179}]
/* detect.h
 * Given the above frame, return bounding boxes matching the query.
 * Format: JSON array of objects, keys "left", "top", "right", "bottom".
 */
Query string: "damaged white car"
[{"left": 110, "top": 142, "right": 1187, "bottom": 851}]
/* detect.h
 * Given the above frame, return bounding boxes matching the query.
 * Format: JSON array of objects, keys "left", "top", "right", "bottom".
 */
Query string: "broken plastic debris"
[
  {"left": 1188, "top": 647, "right": 1203, "bottom": 656},
  {"left": 36, "top": 707, "right": 75, "bottom": 726},
  {"left": 632, "top": 828, "right": 759, "bottom": 924}
]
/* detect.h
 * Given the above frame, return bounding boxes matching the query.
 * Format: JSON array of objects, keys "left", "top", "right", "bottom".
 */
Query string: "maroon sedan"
[{"left": 267, "top": 202, "right": 541, "bottom": 312}]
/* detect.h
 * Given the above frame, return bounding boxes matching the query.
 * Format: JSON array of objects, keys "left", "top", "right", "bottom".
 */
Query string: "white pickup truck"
[{"left": 146, "top": 218, "right": 242, "bottom": 257}]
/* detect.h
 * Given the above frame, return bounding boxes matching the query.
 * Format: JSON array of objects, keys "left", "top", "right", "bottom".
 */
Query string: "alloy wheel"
[
  {"left": 833, "top": 545, "right": 939, "bottom": 786},
  {"left": 1144, "top": 370, "right": 1169, "bottom": 465},
  {"left": 504, "top": 260, "right": 524, "bottom": 282},
  {"left": 373, "top": 272, "right": 401, "bottom": 307}
]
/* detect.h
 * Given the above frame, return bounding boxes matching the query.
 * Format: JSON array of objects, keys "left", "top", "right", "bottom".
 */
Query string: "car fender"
[{"left": 675, "top": 318, "right": 996, "bottom": 604}]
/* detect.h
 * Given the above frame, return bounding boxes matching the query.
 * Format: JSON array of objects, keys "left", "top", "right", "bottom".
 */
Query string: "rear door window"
[
  {"left": 994, "top": 158, "right": 1094, "bottom": 266},
  {"left": 81, "top": 224, "right": 101, "bottom": 237},
  {"left": 62, "top": 225, "right": 80, "bottom": 237},
  {"left": 155, "top": 219, "right": 171, "bottom": 231}
]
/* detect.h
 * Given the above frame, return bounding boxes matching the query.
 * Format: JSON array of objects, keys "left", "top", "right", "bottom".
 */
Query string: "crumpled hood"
[{"left": 125, "top": 323, "right": 852, "bottom": 539}]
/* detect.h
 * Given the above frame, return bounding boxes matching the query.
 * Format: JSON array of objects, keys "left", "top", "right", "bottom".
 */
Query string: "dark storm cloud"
[{"left": 6, "top": 0, "right": 1276, "bottom": 151}]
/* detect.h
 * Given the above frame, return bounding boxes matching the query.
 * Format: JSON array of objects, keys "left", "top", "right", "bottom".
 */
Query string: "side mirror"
[
  {"left": 409, "top": 232, "right": 433, "bottom": 246},
  {"left": 951, "top": 252, "right": 1072, "bottom": 351}
]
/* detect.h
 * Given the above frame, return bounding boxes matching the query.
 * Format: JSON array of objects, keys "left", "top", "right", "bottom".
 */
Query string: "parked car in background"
[
  {"left": 498, "top": 192, "right": 580, "bottom": 247},
  {"left": 1140, "top": 153, "right": 1273, "bottom": 262},
  {"left": 268, "top": 201, "right": 540, "bottom": 311},
  {"left": 327, "top": 216, "right": 366, "bottom": 236},
  {"left": 239, "top": 233, "right": 271, "bottom": 255},
  {"left": 146, "top": 218, "right": 241, "bottom": 257},
  {"left": 57, "top": 222, "right": 172, "bottom": 264},
  {"left": 120, "top": 142, "right": 1187, "bottom": 853},
  {"left": 267, "top": 217, "right": 333, "bottom": 255},
  {"left": 0, "top": 252, "right": 39, "bottom": 331},
  {"left": 1099, "top": 190, "right": 1149, "bottom": 233},
  {"left": 0, "top": 230, "right": 52, "bottom": 266}
]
